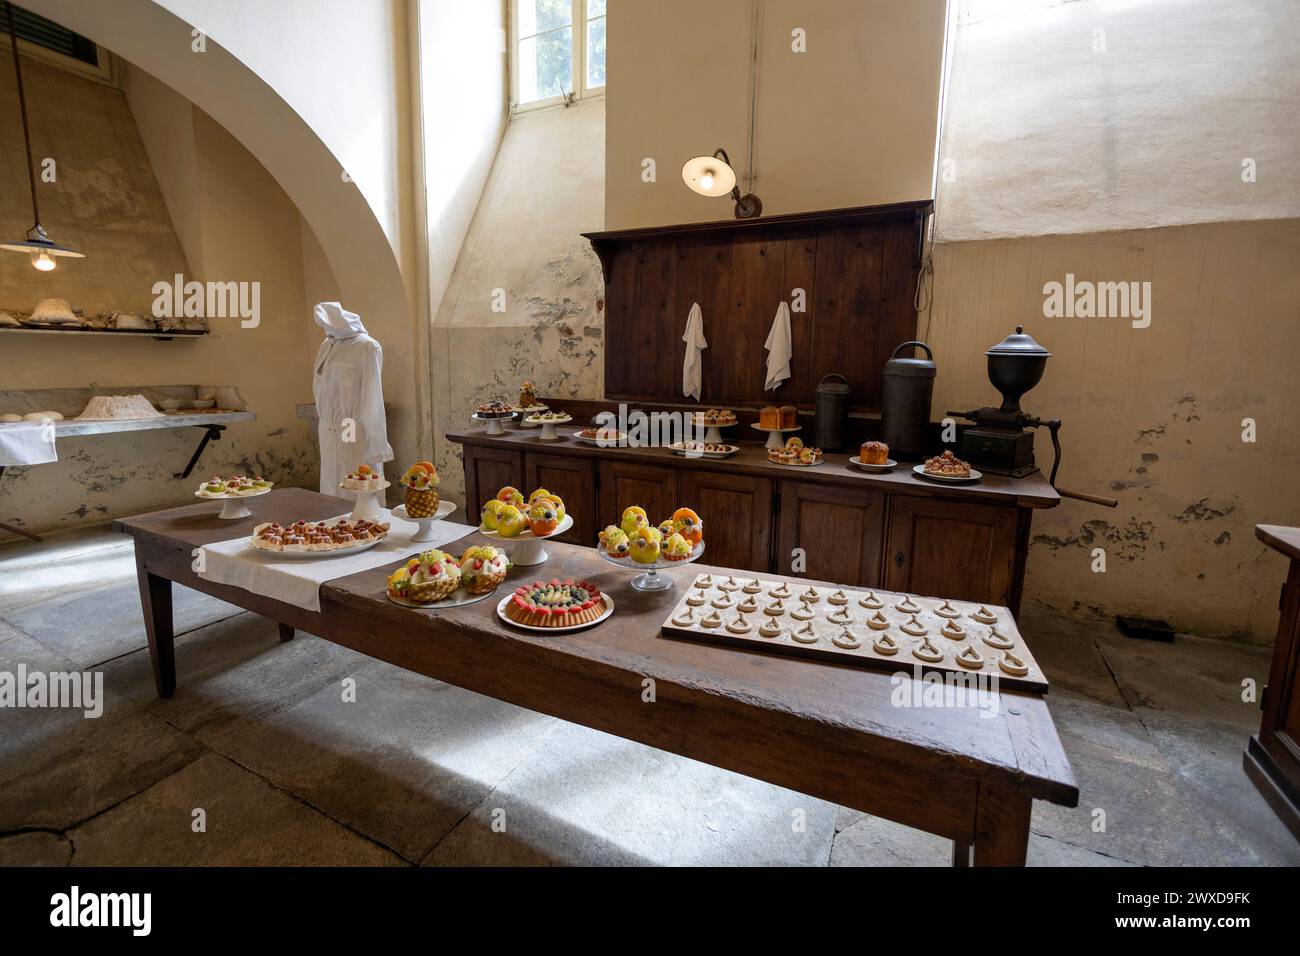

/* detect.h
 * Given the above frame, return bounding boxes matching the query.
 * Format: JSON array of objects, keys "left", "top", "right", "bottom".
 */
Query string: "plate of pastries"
[
  {"left": 249, "top": 517, "right": 390, "bottom": 556},
  {"left": 914, "top": 450, "right": 981, "bottom": 483},
  {"left": 197, "top": 475, "right": 274, "bottom": 498},
  {"left": 768, "top": 436, "right": 823, "bottom": 466},
  {"left": 473, "top": 400, "right": 514, "bottom": 420},
  {"left": 386, "top": 545, "right": 508, "bottom": 607},
  {"left": 597, "top": 506, "right": 704, "bottom": 565},
  {"left": 690, "top": 408, "right": 737, "bottom": 426},
  {"left": 498, "top": 578, "right": 613, "bottom": 631},
  {"left": 574, "top": 426, "right": 627, "bottom": 445},
  {"left": 340, "top": 464, "right": 387, "bottom": 491},
  {"left": 480, "top": 486, "right": 569, "bottom": 538},
  {"left": 668, "top": 440, "right": 739, "bottom": 458},
  {"left": 850, "top": 441, "right": 896, "bottom": 472}
]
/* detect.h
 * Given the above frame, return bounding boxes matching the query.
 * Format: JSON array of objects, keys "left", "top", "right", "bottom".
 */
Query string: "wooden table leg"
[
  {"left": 972, "top": 786, "right": 1032, "bottom": 866},
  {"left": 135, "top": 551, "right": 176, "bottom": 699},
  {"left": 278, "top": 623, "right": 295, "bottom": 642}
]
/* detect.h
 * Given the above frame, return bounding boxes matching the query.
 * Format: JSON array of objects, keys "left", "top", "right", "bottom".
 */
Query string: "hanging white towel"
[
  {"left": 764, "top": 301, "right": 793, "bottom": 391},
  {"left": 681, "top": 302, "right": 708, "bottom": 401},
  {"left": 0, "top": 421, "right": 58, "bottom": 466}
]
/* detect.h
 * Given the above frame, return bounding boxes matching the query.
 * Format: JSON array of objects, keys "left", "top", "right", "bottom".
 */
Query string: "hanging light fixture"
[
  {"left": 0, "top": 1, "right": 83, "bottom": 271},
  {"left": 681, "top": 148, "right": 763, "bottom": 219}
]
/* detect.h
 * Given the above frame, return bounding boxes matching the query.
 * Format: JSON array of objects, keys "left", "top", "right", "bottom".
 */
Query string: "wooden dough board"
[{"left": 659, "top": 574, "right": 1049, "bottom": 693}]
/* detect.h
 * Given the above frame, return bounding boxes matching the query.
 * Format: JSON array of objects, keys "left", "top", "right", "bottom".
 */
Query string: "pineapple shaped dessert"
[{"left": 401, "top": 461, "right": 440, "bottom": 517}]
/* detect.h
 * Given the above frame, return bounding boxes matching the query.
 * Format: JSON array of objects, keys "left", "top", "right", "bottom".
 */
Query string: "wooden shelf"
[{"left": 0, "top": 326, "right": 207, "bottom": 340}]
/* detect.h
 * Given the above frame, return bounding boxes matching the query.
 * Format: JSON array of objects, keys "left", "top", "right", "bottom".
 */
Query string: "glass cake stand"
[
  {"left": 598, "top": 541, "right": 705, "bottom": 591},
  {"left": 478, "top": 513, "right": 574, "bottom": 566},
  {"left": 337, "top": 480, "right": 391, "bottom": 522}
]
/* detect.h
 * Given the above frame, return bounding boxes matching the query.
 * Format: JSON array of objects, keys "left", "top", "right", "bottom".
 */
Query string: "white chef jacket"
[{"left": 311, "top": 302, "right": 393, "bottom": 494}]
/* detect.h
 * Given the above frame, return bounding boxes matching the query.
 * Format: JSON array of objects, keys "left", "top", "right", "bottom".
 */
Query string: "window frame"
[{"left": 510, "top": 0, "right": 606, "bottom": 113}]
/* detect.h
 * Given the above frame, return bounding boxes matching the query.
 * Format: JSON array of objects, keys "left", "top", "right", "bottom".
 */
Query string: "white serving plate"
[
  {"left": 392, "top": 500, "right": 457, "bottom": 522},
  {"left": 912, "top": 463, "right": 983, "bottom": 484},
  {"left": 523, "top": 414, "right": 572, "bottom": 427},
  {"left": 195, "top": 485, "right": 272, "bottom": 501},
  {"left": 339, "top": 479, "right": 391, "bottom": 493},
  {"left": 245, "top": 535, "right": 385, "bottom": 559},
  {"left": 572, "top": 429, "right": 627, "bottom": 447},
  {"left": 668, "top": 442, "right": 739, "bottom": 458},
  {"left": 849, "top": 456, "right": 898, "bottom": 472},
  {"left": 750, "top": 422, "right": 800, "bottom": 433},
  {"left": 387, "top": 586, "right": 496, "bottom": 610},
  {"left": 495, "top": 591, "right": 615, "bottom": 633}
]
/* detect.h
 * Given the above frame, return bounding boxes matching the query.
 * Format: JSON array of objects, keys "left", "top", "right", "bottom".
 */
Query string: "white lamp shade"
[{"left": 682, "top": 155, "right": 736, "bottom": 198}]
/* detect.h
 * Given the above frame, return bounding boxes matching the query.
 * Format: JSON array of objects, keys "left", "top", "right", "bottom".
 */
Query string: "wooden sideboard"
[
  {"left": 1246, "top": 524, "right": 1300, "bottom": 840},
  {"left": 446, "top": 426, "right": 1058, "bottom": 614}
]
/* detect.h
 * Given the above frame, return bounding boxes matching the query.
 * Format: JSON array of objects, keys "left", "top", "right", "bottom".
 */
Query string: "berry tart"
[{"left": 504, "top": 579, "right": 607, "bottom": 628}]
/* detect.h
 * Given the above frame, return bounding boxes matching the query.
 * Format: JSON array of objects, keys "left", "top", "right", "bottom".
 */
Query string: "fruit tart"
[
  {"left": 663, "top": 532, "right": 693, "bottom": 561},
  {"left": 401, "top": 461, "right": 440, "bottom": 517},
  {"left": 599, "top": 525, "right": 630, "bottom": 560},
  {"left": 505, "top": 579, "right": 606, "bottom": 628},
  {"left": 460, "top": 545, "right": 509, "bottom": 594}
]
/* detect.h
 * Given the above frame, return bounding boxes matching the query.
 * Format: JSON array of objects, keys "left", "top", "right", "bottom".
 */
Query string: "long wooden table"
[{"left": 113, "top": 488, "right": 1078, "bottom": 866}]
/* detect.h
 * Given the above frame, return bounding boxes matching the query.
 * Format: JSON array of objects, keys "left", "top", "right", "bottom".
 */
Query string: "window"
[{"left": 512, "top": 0, "right": 606, "bottom": 110}]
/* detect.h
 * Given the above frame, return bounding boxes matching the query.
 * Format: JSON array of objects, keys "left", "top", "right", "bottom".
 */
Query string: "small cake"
[
  {"left": 496, "top": 486, "right": 525, "bottom": 507},
  {"left": 407, "top": 549, "right": 462, "bottom": 603},
  {"left": 779, "top": 405, "right": 798, "bottom": 428},
  {"left": 599, "top": 525, "right": 631, "bottom": 560},
  {"left": 671, "top": 507, "right": 703, "bottom": 546},
  {"left": 860, "top": 441, "right": 889, "bottom": 465},
  {"left": 527, "top": 499, "right": 559, "bottom": 537},
  {"left": 495, "top": 503, "right": 526, "bottom": 537},
  {"left": 200, "top": 477, "right": 228, "bottom": 496},
  {"left": 518, "top": 380, "right": 538, "bottom": 410},
  {"left": 476, "top": 400, "right": 513, "bottom": 419},
  {"left": 401, "top": 462, "right": 440, "bottom": 517},
  {"left": 759, "top": 406, "right": 781, "bottom": 429},
  {"left": 629, "top": 526, "right": 662, "bottom": 564},
  {"left": 343, "top": 464, "right": 384, "bottom": 491},
  {"left": 480, "top": 499, "right": 506, "bottom": 531},
  {"left": 506, "top": 579, "right": 606, "bottom": 628},
  {"left": 459, "top": 545, "right": 509, "bottom": 594},
  {"left": 785, "top": 436, "right": 804, "bottom": 450},
  {"left": 619, "top": 505, "right": 648, "bottom": 535},
  {"left": 662, "top": 532, "right": 692, "bottom": 562},
  {"left": 923, "top": 449, "right": 972, "bottom": 478},
  {"left": 657, "top": 518, "right": 676, "bottom": 539}
]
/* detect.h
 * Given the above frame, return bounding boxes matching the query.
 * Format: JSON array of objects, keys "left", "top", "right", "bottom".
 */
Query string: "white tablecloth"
[
  {"left": 198, "top": 509, "right": 476, "bottom": 612},
  {"left": 0, "top": 422, "right": 57, "bottom": 466}
]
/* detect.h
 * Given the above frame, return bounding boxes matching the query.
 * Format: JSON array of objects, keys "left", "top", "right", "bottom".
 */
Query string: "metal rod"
[{"left": 4, "top": 1, "right": 42, "bottom": 230}]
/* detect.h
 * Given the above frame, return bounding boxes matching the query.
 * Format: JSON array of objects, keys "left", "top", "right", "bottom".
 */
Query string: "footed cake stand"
[
  {"left": 392, "top": 499, "right": 458, "bottom": 542},
  {"left": 479, "top": 513, "right": 573, "bottom": 566},
  {"left": 599, "top": 541, "right": 704, "bottom": 592},
  {"left": 195, "top": 486, "right": 271, "bottom": 520},
  {"left": 692, "top": 418, "right": 737, "bottom": 444},
  {"left": 470, "top": 412, "right": 513, "bottom": 436},
  {"left": 751, "top": 422, "right": 801, "bottom": 450},
  {"left": 338, "top": 480, "right": 391, "bottom": 521}
]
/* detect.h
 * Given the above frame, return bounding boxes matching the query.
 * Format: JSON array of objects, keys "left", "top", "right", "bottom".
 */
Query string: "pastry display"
[
  {"left": 251, "top": 517, "right": 389, "bottom": 552},
  {"left": 516, "top": 380, "right": 539, "bottom": 411},
  {"left": 860, "top": 441, "right": 889, "bottom": 465},
  {"left": 629, "top": 526, "right": 662, "bottom": 564},
  {"left": 198, "top": 475, "right": 274, "bottom": 498},
  {"left": 460, "top": 545, "right": 509, "bottom": 594},
  {"left": 474, "top": 400, "right": 514, "bottom": 419},
  {"left": 401, "top": 461, "right": 440, "bottom": 517},
  {"left": 523, "top": 411, "right": 571, "bottom": 425},
  {"left": 923, "top": 450, "right": 972, "bottom": 478},
  {"left": 342, "top": 464, "right": 384, "bottom": 491},
  {"left": 767, "top": 439, "right": 823, "bottom": 466},
  {"left": 577, "top": 425, "right": 626, "bottom": 443},
  {"left": 387, "top": 549, "right": 462, "bottom": 603},
  {"left": 660, "top": 578, "right": 1048, "bottom": 690},
  {"left": 504, "top": 579, "right": 607, "bottom": 628},
  {"left": 668, "top": 440, "right": 738, "bottom": 456},
  {"left": 691, "top": 408, "right": 737, "bottom": 426}
]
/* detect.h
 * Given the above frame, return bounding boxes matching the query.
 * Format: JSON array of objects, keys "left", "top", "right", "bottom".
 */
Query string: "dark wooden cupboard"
[
  {"left": 524, "top": 453, "right": 596, "bottom": 546},
  {"left": 1246, "top": 525, "right": 1300, "bottom": 840},
  {"left": 884, "top": 496, "right": 1020, "bottom": 607},
  {"left": 679, "top": 470, "right": 773, "bottom": 572},
  {"left": 776, "top": 483, "right": 886, "bottom": 587},
  {"left": 461, "top": 445, "right": 522, "bottom": 526},
  {"left": 597, "top": 461, "right": 679, "bottom": 534}
]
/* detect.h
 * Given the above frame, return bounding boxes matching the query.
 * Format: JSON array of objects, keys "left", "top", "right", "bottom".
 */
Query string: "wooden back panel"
[{"left": 586, "top": 201, "right": 931, "bottom": 411}]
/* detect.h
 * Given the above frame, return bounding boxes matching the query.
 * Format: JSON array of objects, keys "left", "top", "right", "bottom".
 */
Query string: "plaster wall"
[
  {"left": 605, "top": 0, "right": 948, "bottom": 229},
  {"left": 431, "top": 97, "right": 606, "bottom": 507}
]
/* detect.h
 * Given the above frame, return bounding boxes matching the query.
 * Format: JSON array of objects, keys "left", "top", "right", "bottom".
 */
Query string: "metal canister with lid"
[
  {"left": 814, "top": 373, "right": 852, "bottom": 450},
  {"left": 880, "top": 340, "right": 936, "bottom": 461}
]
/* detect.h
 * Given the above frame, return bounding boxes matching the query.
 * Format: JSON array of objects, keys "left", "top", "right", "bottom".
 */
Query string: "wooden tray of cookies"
[{"left": 659, "top": 574, "right": 1049, "bottom": 693}]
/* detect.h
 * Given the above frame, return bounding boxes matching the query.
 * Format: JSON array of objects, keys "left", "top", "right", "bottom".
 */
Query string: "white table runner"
[
  {"left": 198, "top": 509, "right": 476, "bottom": 612},
  {"left": 0, "top": 421, "right": 58, "bottom": 466}
]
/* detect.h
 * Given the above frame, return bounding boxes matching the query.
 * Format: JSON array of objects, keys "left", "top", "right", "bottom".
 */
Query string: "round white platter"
[
  {"left": 387, "top": 586, "right": 497, "bottom": 610},
  {"left": 195, "top": 485, "right": 272, "bottom": 520},
  {"left": 597, "top": 540, "right": 704, "bottom": 592},
  {"left": 912, "top": 463, "right": 983, "bottom": 484},
  {"left": 849, "top": 456, "right": 898, "bottom": 473},
  {"left": 392, "top": 499, "right": 458, "bottom": 542},
  {"left": 669, "top": 442, "right": 739, "bottom": 459},
  {"left": 750, "top": 422, "right": 802, "bottom": 449},
  {"left": 245, "top": 535, "right": 385, "bottom": 560},
  {"left": 572, "top": 429, "right": 628, "bottom": 447},
  {"left": 495, "top": 591, "right": 616, "bottom": 632},
  {"left": 479, "top": 512, "right": 573, "bottom": 566}
]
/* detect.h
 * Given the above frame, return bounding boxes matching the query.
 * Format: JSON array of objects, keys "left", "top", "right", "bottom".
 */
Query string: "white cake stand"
[
  {"left": 470, "top": 412, "right": 514, "bottom": 436},
  {"left": 691, "top": 418, "right": 737, "bottom": 444},
  {"left": 392, "top": 499, "right": 458, "bottom": 542},
  {"left": 337, "top": 480, "right": 391, "bottom": 521},
  {"left": 195, "top": 486, "right": 271, "bottom": 520},
  {"left": 479, "top": 513, "right": 573, "bottom": 566},
  {"left": 599, "top": 540, "right": 704, "bottom": 592},
  {"left": 751, "top": 422, "right": 802, "bottom": 450},
  {"left": 524, "top": 415, "right": 572, "bottom": 441}
]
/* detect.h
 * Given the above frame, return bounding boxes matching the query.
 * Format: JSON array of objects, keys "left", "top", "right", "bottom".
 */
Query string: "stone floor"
[{"left": 0, "top": 528, "right": 1296, "bottom": 867}]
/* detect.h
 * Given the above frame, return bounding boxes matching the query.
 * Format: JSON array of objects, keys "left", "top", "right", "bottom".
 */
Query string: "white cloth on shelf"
[
  {"left": 0, "top": 421, "right": 58, "bottom": 466},
  {"left": 312, "top": 302, "right": 393, "bottom": 495},
  {"left": 681, "top": 302, "right": 708, "bottom": 401},
  {"left": 763, "top": 300, "right": 793, "bottom": 391},
  {"left": 198, "top": 511, "right": 475, "bottom": 613}
]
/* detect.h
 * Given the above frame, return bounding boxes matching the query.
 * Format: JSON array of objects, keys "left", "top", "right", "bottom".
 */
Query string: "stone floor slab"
[{"left": 0, "top": 831, "right": 74, "bottom": 866}]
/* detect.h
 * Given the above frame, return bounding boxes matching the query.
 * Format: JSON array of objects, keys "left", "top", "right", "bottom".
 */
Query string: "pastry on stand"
[
  {"left": 690, "top": 408, "right": 738, "bottom": 445},
  {"left": 596, "top": 502, "right": 705, "bottom": 591},
  {"left": 196, "top": 474, "right": 275, "bottom": 519},
  {"left": 752, "top": 405, "right": 802, "bottom": 450},
  {"left": 387, "top": 461, "right": 457, "bottom": 539},
  {"left": 471, "top": 401, "right": 515, "bottom": 435},
  {"left": 336, "top": 463, "right": 395, "bottom": 522},
  {"left": 477, "top": 485, "right": 573, "bottom": 565}
]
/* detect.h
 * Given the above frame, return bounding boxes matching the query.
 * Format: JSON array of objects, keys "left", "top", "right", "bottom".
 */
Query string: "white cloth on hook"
[
  {"left": 681, "top": 302, "right": 708, "bottom": 401},
  {"left": 763, "top": 301, "right": 793, "bottom": 391}
]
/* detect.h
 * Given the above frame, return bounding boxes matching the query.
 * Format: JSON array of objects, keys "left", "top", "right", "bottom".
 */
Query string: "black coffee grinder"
[{"left": 948, "top": 327, "right": 1063, "bottom": 482}]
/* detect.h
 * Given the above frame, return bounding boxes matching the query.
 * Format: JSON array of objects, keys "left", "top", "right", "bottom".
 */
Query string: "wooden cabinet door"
[
  {"left": 525, "top": 453, "right": 597, "bottom": 545},
  {"left": 1260, "top": 561, "right": 1300, "bottom": 797},
  {"left": 679, "top": 469, "right": 773, "bottom": 574},
  {"left": 597, "top": 461, "right": 679, "bottom": 534},
  {"left": 884, "top": 497, "right": 1019, "bottom": 606},
  {"left": 462, "top": 445, "right": 523, "bottom": 524},
  {"left": 775, "top": 483, "right": 885, "bottom": 587}
]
